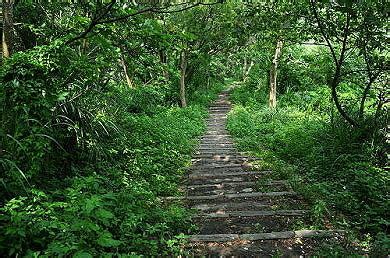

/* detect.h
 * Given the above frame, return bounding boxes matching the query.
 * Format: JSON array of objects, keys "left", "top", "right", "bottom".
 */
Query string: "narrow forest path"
[{"left": 167, "top": 89, "right": 344, "bottom": 256}]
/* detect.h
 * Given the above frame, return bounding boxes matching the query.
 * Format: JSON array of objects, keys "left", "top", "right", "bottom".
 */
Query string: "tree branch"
[
  {"left": 66, "top": 1, "right": 223, "bottom": 45},
  {"left": 310, "top": 0, "right": 338, "bottom": 64}
]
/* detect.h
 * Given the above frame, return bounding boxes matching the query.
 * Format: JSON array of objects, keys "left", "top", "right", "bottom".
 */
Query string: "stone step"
[
  {"left": 208, "top": 111, "right": 230, "bottom": 114},
  {"left": 204, "top": 132, "right": 229, "bottom": 135},
  {"left": 191, "top": 159, "right": 251, "bottom": 166},
  {"left": 197, "top": 147, "right": 236, "bottom": 151},
  {"left": 188, "top": 230, "right": 345, "bottom": 242},
  {"left": 187, "top": 181, "right": 256, "bottom": 189},
  {"left": 189, "top": 163, "right": 244, "bottom": 169},
  {"left": 195, "top": 151, "right": 239, "bottom": 156},
  {"left": 192, "top": 157, "right": 258, "bottom": 163},
  {"left": 191, "top": 201, "right": 270, "bottom": 212},
  {"left": 201, "top": 134, "right": 231, "bottom": 137},
  {"left": 194, "top": 214, "right": 306, "bottom": 234},
  {"left": 193, "top": 154, "right": 247, "bottom": 159},
  {"left": 208, "top": 112, "right": 229, "bottom": 115},
  {"left": 190, "top": 198, "right": 306, "bottom": 212},
  {"left": 163, "top": 191, "right": 297, "bottom": 201},
  {"left": 188, "top": 170, "right": 271, "bottom": 179},
  {"left": 186, "top": 194, "right": 305, "bottom": 211},
  {"left": 209, "top": 104, "right": 232, "bottom": 110},
  {"left": 205, "top": 127, "right": 227, "bottom": 131},
  {"left": 188, "top": 164, "right": 253, "bottom": 173},
  {"left": 186, "top": 180, "right": 288, "bottom": 196},
  {"left": 198, "top": 142, "right": 235, "bottom": 148},
  {"left": 194, "top": 209, "right": 308, "bottom": 218},
  {"left": 208, "top": 116, "right": 228, "bottom": 118},
  {"left": 196, "top": 149, "right": 236, "bottom": 153},
  {"left": 188, "top": 176, "right": 254, "bottom": 185},
  {"left": 198, "top": 141, "right": 234, "bottom": 145}
]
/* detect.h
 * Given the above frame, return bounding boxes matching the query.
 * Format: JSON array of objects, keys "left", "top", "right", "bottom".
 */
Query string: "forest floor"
[{"left": 167, "top": 89, "right": 347, "bottom": 257}]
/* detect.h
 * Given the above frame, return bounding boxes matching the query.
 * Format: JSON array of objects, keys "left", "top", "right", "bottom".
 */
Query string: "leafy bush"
[
  {"left": 227, "top": 45, "right": 388, "bottom": 254},
  {"left": 0, "top": 41, "right": 220, "bottom": 256},
  {"left": 0, "top": 176, "right": 192, "bottom": 257}
]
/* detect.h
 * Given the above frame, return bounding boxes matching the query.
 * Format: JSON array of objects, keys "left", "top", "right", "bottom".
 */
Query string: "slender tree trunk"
[
  {"left": 359, "top": 73, "right": 379, "bottom": 119},
  {"left": 243, "top": 57, "right": 254, "bottom": 82},
  {"left": 159, "top": 50, "right": 169, "bottom": 80},
  {"left": 329, "top": 14, "right": 358, "bottom": 127},
  {"left": 243, "top": 57, "right": 247, "bottom": 80},
  {"left": 119, "top": 51, "right": 134, "bottom": 88},
  {"left": 2, "top": 0, "right": 14, "bottom": 58},
  {"left": 269, "top": 40, "right": 283, "bottom": 108},
  {"left": 179, "top": 50, "right": 187, "bottom": 108}
]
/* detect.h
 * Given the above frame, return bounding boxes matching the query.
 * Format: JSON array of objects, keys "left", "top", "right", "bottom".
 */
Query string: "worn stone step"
[
  {"left": 193, "top": 153, "right": 249, "bottom": 158},
  {"left": 201, "top": 134, "right": 231, "bottom": 137},
  {"left": 197, "top": 147, "right": 236, "bottom": 151},
  {"left": 194, "top": 151, "right": 241, "bottom": 156},
  {"left": 190, "top": 198, "right": 306, "bottom": 212},
  {"left": 205, "top": 128, "right": 229, "bottom": 132},
  {"left": 205, "top": 128, "right": 227, "bottom": 131},
  {"left": 206, "top": 121, "right": 226, "bottom": 126},
  {"left": 209, "top": 109, "right": 228, "bottom": 112},
  {"left": 188, "top": 170, "right": 271, "bottom": 179},
  {"left": 194, "top": 209, "right": 308, "bottom": 218},
  {"left": 206, "top": 116, "right": 226, "bottom": 119},
  {"left": 187, "top": 181, "right": 256, "bottom": 189},
  {"left": 188, "top": 164, "right": 253, "bottom": 173},
  {"left": 194, "top": 214, "right": 306, "bottom": 234},
  {"left": 188, "top": 230, "right": 345, "bottom": 242},
  {"left": 191, "top": 159, "right": 251, "bottom": 166},
  {"left": 196, "top": 149, "right": 236, "bottom": 153},
  {"left": 208, "top": 112, "right": 229, "bottom": 116},
  {"left": 204, "top": 132, "right": 229, "bottom": 135},
  {"left": 191, "top": 158, "right": 254, "bottom": 164},
  {"left": 208, "top": 111, "right": 229, "bottom": 113},
  {"left": 188, "top": 176, "right": 254, "bottom": 185},
  {"left": 198, "top": 141, "right": 234, "bottom": 145},
  {"left": 191, "top": 202, "right": 270, "bottom": 212},
  {"left": 199, "top": 141, "right": 233, "bottom": 145},
  {"left": 209, "top": 106, "right": 230, "bottom": 109},
  {"left": 163, "top": 191, "right": 297, "bottom": 201},
  {"left": 187, "top": 196, "right": 305, "bottom": 212},
  {"left": 186, "top": 180, "right": 288, "bottom": 196},
  {"left": 191, "top": 158, "right": 251, "bottom": 163},
  {"left": 189, "top": 163, "right": 244, "bottom": 169}
]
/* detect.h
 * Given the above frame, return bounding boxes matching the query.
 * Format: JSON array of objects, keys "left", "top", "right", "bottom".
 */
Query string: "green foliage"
[
  {"left": 0, "top": 17, "right": 219, "bottom": 254},
  {"left": 0, "top": 177, "right": 192, "bottom": 256},
  {"left": 227, "top": 44, "right": 389, "bottom": 254}
]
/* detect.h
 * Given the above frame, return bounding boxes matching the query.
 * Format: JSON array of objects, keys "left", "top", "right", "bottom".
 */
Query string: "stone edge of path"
[{"left": 187, "top": 230, "right": 346, "bottom": 242}]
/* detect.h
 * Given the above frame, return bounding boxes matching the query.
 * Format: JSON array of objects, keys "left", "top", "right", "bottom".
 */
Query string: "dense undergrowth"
[
  {"left": 227, "top": 46, "right": 389, "bottom": 256},
  {"left": 0, "top": 44, "right": 225, "bottom": 256}
]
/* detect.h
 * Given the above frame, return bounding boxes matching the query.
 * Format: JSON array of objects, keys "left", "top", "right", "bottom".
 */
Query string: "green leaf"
[
  {"left": 95, "top": 208, "right": 114, "bottom": 220},
  {"left": 97, "top": 232, "right": 122, "bottom": 247},
  {"left": 73, "top": 251, "right": 93, "bottom": 258},
  {"left": 57, "top": 92, "right": 69, "bottom": 101}
]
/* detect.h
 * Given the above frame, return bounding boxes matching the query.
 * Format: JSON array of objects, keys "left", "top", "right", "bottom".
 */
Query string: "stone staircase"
[{"left": 169, "top": 89, "right": 344, "bottom": 256}]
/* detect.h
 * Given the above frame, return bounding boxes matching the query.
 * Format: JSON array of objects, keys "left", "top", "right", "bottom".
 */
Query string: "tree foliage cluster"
[
  {"left": 0, "top": 1, "right": 233, "bottom": 256},
  {"left": 226, "top": 1, "right": 388, "bottom": 255}
]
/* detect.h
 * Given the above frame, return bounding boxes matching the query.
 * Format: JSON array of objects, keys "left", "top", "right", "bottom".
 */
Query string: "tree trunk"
[
  {"left": 120, "top": 51, "right": 134, "bottom": 88},
  {"left": 159, "top": 50, "right": 169, "bottom": 80},
  {"left": 243, "top": 57, "right": 247, "bottom": 79},
  {"left": 269, "top": 40, "right": 283, "bottom": 108},
  {"left": 2, "top": 0, "right": 14, "bottom": 58},
  {"left": 179, "top": 50, "right": 187, "bottom": 108},
  {"left": 243, "top": 57, "right": 254, "bottom": 82}
]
